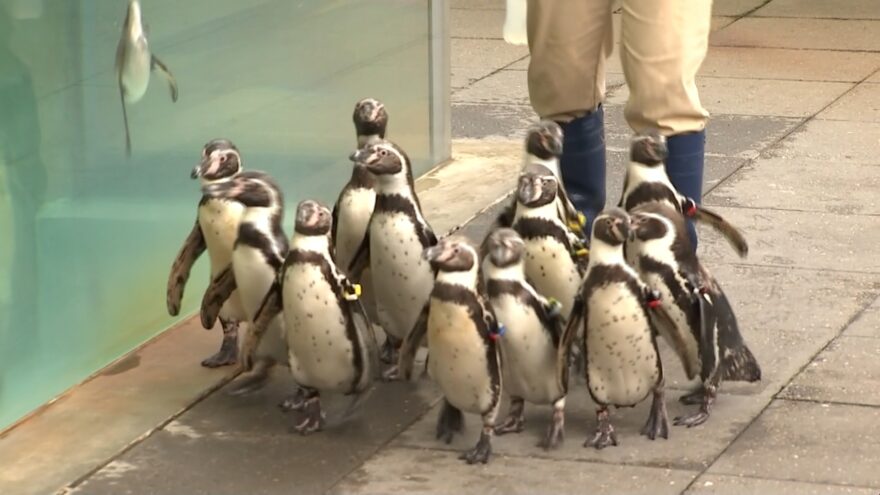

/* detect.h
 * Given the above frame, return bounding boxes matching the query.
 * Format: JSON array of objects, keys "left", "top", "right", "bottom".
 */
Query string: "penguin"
[
  {"left": 510, "top": 167, "right": 586, "bottom": 322},
  {"left": 483, "top": 228, "right": 567, "bottom": 450},
  {"left": 114, "top": 0, "right": 178, "bottom": 156},
  {"left": 347, "top": 140, "right": 438, "bottom": 379},
  {"left": 626, "top": 202, "right": 761, "bottom": 426},
  {"left": 332, "top": 98, "right": 385, "bottom": 273},
  {"left": 332, "top": 98, "right": 385, "bottom": 351},
  {"left": 399, "top": 237, "right": 502, "bottom": 464},
  {"left": 247, "top": 199, "right": 380, "bottom": 434},
  {"left": 199, "top": 171, "right": 290, "bottom": 395},
  {"left": 618, "top": 130, "right": 749, "bottom": 258},
  {"left": 492, "top": 120, "right": 586, "bottom": 241},
  {"left": 166, "top": 139, "right": 246, "bottom": 368},
  {"left": 559, "top": 207, "right": 673, "bottom": 449}
]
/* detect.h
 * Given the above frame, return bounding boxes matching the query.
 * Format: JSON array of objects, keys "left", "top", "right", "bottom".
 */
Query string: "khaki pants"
[{"left": 527, "top": 0, "right": 712, "bottom": 134}]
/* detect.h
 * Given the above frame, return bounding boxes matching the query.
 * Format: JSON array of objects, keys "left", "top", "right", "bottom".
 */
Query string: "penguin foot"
[
  {"left": 641, "top": 387, "right": 670, "bottom": 440},
  {"left": 381, "top": 364, "right": 400, "bottom": 382},
  {"left": 226, "top": 359, "right": 271, "bottom": 397},
  {"left": 290, "top": 396, "right": 325, "bottom": 435},
  {"left": 278, "top": 388, "right": 307, "bottom": 413},
  {"left": 586, "top": 408, "right": 618, "bottom": 450},
  {"left": 679, "top": 386, "right": 706, "bottom": 405},
  {"left": 674, "top": 385, "right": 715, "bottom": 428},
  {"left": 538, "top": 407, "right": 565, "bottom": 450},
  {"left": 201, "top": 335, "right": 239, "bottom": 368},
  {"left": 436, "top": 400, "right": 464, "bottom": 444},
  {"left": 494, "top": 398, "right": 525, "bottom": 435},
  {"left": 459, "top": 429, "right": 492, "bottom": 465}
]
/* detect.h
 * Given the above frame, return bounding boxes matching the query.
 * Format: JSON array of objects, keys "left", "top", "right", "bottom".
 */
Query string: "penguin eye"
[
  {"left": 379, "top": 149, "right": 388, "bottom": 157},
  {"left": 219, "top": 155, "right": 227, "bottom": 163}
]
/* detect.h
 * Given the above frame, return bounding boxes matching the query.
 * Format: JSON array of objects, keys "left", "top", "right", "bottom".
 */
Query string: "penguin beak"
[
  {"left": 349, "top": 148, "right": 373, "bottom": 165},
  {"left": 613, "top": 217, "right": 631, "bottom": 242},
  {"left": 423, "top": 244, "right": 444, "bottom": 262},
  {"left": 191, "top": 155, "right": 212, "bottom": 180}
]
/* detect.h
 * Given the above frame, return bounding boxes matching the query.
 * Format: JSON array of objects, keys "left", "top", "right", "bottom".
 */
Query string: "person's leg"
[
  {"left": 527, "top": 0, "right": 614, "bottom": 227},
  {"left": 619, "top": 0, "right": 712, "bottom": 248}
]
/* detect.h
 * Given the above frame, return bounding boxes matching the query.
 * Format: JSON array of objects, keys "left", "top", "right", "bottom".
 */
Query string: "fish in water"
[{"left": 114, "top": 0, "right": 179, "bottom": 157}]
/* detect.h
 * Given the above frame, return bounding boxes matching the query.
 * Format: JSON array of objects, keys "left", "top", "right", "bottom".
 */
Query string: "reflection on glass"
[{"left": 0, "top": 0, "right": 436, "bottom": 430}]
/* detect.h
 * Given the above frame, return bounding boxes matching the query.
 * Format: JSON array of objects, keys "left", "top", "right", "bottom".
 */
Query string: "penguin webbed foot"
[
  {"left": 459, "top": 428, "right": 493, "bottom": 465},
  {"left": 674, "top": 384, "right": 716, "bottom": 428},
  {"left": 678, "top": 385, "right": 706, "bottom": 405},
  {"left": 494, "top": 398, "right": 525, "bottom": 435},
  {"left": 436, "top": 400, "right": 465, "bottom": 444},
  {"left": 538, "top": 403, "right": 565, "bottom": 450},
  {"left": 381, "top": 364, "right": 401, "bottom": 382},
  {"left": 226, "top": 358, "right": 272, "bottom": 397},
  {"left": 640, "top": 387, "right": 670, "bottom": 440},
  {"left": 587, "top": 407, "right": 618, "bottom": 449},
  {"left": 201, "top": 333, "right": 238, "bottom": 368},
  {"left": 289, "top": 393, "right": 325, "bottom": 436},
  {"left": 278, "top": 388, "right": 307, "bottom": 413}
]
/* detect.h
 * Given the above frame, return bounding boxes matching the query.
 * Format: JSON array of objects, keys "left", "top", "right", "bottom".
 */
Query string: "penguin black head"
[
  {"left": 201, "top": 171, "right": 282, "bottom": 209},
  {"left": 516, "top": 171, "right": 558, "bottom": 208},
  {"left": 348, "top": 140, "right": 409, "bottom": 177},
  {"left": 592, "top": 207, "right": 632, "bottom": 246},
  {"left": 424, "top": 237, "right": 477, "bottom": 273},
  {"left": 630, "top": 203, "right": 695, "bottom": 257},
  {"left": 192, "top": 139, "right": 242, "bottom": 181},
  {"left": 630, "top": 129, "right": 668, "bottom": 166},
  {"left": 485, "top": 228, "right": 526, "bottom": 268},
  {"left": 353, "top": 98, "right": 388, "bottom": 143},
  {"left": 525, "top": 120, "right": 564, "bottom": 159},
  {"left": 294, "top": 199, "right": 332, "bottom": 236}
]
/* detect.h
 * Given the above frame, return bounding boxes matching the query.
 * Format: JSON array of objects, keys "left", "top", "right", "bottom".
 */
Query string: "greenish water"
[{"left": 0, "top": 0, "right": 436, "bottom": 430}]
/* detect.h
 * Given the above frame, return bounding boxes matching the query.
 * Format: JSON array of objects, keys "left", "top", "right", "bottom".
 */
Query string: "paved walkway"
[{"left": 30, "top": 0, "right": 880, "bottom": 493}]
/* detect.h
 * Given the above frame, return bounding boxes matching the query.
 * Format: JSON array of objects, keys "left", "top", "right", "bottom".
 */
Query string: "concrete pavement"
[{"left": 5, "top": 0, "right": 880, "bottom": 493}]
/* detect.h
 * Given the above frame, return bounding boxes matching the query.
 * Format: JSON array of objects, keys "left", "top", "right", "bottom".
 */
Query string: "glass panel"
[{"left": 0, "top": 0, "right": 440, "bottom": 430}]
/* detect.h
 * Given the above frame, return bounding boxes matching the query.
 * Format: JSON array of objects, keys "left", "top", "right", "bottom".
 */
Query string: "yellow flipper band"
[
  {"left": 344, "top": 283, "right": 362, "bottom": 301},
  {"left": 578, "top": 212, "right": 586, "bottom": 226},
  {"left": 575, "top": 248, "right": 589, "bottom": 257}
]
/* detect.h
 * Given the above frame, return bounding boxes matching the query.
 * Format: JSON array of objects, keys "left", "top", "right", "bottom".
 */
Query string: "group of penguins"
[{"left": 166, "top": 98, "right": 762, "bottom": 465}]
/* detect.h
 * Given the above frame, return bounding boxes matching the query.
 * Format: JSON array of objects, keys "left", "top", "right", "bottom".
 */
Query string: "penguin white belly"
[
  {"left": 121, "top": 38, "right": 151, "bottom": 103},
  {"left": 282, "top": 263, "right": 357, "bottom": 393},
  {"left": 369, "top": 212, "right": 434, "bottom": 339},
  {"left": 200, "top": 200, "right": 247, "bottom": 321},
  {"left": 427, "top": 300, "right": 494, "bottom": 414},
  {"left": 586, "top": 284, "right": 659, "bottom": 407},
  {"left": 335, "top": 188, "right": 376, "bottom": 275},
  {"left": 232, "top": 246, "right": 277, "bottom": 321},
  {"left": 523, "top": 238, "right": 581, "bottom": 318},
  {"left": 643, "top": 272, "right": 700, "bottom": 379},
  {"left": 492, "top": 294, "right": 560, "bottom": 405}
]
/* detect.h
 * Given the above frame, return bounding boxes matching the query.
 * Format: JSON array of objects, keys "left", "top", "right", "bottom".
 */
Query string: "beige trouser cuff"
[{"left": 526, "top": 0, "right": 712, "bottom": 134}]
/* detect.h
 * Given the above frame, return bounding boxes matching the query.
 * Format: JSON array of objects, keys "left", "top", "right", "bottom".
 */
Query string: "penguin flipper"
[
  {"left": 151, "top": 55, "right": 178, "bottom": 102},
  {"left": 166, "top": 219, "right": 206, "bottom": 316},
  {"left": 241, "top": 282, "right": 282, "bottom": 371},
  {"left": 686, "top": 201, "right": 749, "bottom": 258},
  {"left": 348, "top": 231, "right": 371, "bottom": 280},
  {"left": 556, "top": 292, "right": 586, "bottom": 394},
  {"left": 346, "top": 287, "right": 382, "bottom": 385},
  {"left": 200, "top": 264, "right": 237, "bottom": 329},
  {"left": 330, "top": 200, "right": 340, "bottom": 252},
  {"left": 697, "top": 290, "right": 720, "bottom": 384},
  {"left": 117, "top": 70, "right": 132, "bottom": 157},
  {"left": 398, "top": 302, "right": 430, "bottom": 381}
]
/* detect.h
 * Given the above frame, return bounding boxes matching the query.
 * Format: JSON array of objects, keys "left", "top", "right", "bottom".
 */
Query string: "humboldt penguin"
[
  {"left": 248, "top": 199, "right": 380, "bottom": 434},
  {"left": 618, "top": 130, "right": 749, "bottom": 258},
  {"left": 627, "top": 202, "right": 761, "bottom": 426},
  {"left": 114, "top": 0, "right": 178, "bottom": 156},
  {"left": 333, "top": 98, "right": 385, "bottom": 345},
  {"left": 510, "top": 168, "right": 586, "bottom": 322},
  {"left": 493, "top": 120, "right": 586, "bottom": 241},
  {"left": 559, "top": 207, "right": 672, "bottom": 449},
  {"left": 400, "top": 237, "right": 502, "bottom": 464},
  {"left": 199, "top": 171, "right": 290, "bottom": 395},
  {"left": 347, "top": 140, "right": 437, "bottom": 379},
  {"left": 166, "top": 139, "right": 246, "bottom": 368},
  {"left": 483, "top": 228, "right": 567, "bottom": 449}
]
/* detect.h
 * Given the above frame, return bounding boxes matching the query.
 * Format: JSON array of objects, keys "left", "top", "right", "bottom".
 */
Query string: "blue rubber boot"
[
  {"left": 665, "top": 130, "right": 706, "bottom": 251},
  {"left": 557, "top": 105, "right": 607, "bottom": 229}
]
